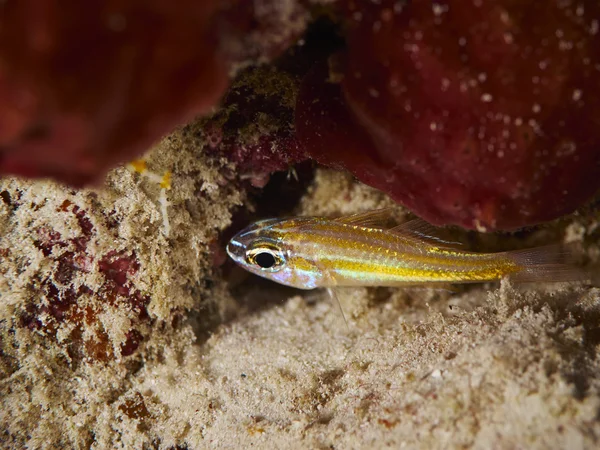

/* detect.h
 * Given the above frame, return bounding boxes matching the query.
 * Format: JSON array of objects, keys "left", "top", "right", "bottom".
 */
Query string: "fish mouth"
[
  {"left": 226, "top": 218, "right": 281, "bottom": 261},
  {"left": 226, "top": 237, "right": 246, "bottom": 264}
]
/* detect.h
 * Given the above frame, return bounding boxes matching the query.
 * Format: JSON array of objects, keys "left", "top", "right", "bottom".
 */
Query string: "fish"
[{"left": 226, "top": 208, "right": 586, "bottom": 290}]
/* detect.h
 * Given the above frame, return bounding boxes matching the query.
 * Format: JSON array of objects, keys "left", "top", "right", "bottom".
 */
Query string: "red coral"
[
  {"left": 297, "top": 1, "right": 600, "bottom": 231},
  {"left": 219, "top": 0, "right": 308, "bottom": 62},
  {"left": 200, "top": 64, "right": 308, "bottom": 188},
  {"left": 99, "top": 250, "right": 141, "bottom": 295},
  {"left": 23, "top": 201, "right": 150, "bottom": 362},
  {"left": 3, "top": 1, "right": 600, "bottom": 231},
  {"left": 0, "top": 0, "right": 230, "bottom": 185},
  {"left": 198, "top": 18, "right": 344, "bottom": 188},
  {"left": 0, "top": 0, "right": 311, "bottom": 186}
]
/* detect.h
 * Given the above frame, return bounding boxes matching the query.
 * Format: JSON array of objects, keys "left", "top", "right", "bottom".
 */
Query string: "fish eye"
[
  {"left": 254, "top": 252, "right": 276, "bottom": 269},
  {"left": 245, "top": 245, "right": 284, "bottom": 272}
]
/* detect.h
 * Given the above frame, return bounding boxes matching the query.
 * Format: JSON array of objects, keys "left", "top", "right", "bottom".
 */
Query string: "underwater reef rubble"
[{"left": 2, "top": 1, "right": 600, "bottom": 448}]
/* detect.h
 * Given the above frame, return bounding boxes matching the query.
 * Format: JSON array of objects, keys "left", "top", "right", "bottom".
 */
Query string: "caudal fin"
[{"left": 505, "top": 244, "right": 589, "bottom": 284}]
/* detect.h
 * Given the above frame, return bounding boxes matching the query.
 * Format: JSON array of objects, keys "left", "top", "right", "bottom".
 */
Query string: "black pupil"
[{"left": 255, "top": 252, "right": 276, "bottom": 269}]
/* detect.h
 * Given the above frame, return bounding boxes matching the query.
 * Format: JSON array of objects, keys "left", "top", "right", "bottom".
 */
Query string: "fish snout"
[{"left": 226, "top": 237, "right": 246, "bottom": 264}]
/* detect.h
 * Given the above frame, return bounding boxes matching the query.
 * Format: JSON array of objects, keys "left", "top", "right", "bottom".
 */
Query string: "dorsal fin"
[
  {"left": 334, "top": 209, "right": 463, "bottom": 248},
  {"left": 388, "top": 218, "right": 464, "bottom": 248},
  {"left": 333, "top": 207, "right": 397, "bottom": 229}
]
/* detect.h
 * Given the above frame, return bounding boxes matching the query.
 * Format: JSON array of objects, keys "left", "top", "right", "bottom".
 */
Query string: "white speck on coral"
[
  {"left": 368, "top": 87, "right": 380, "bottom": 98},
  {"left": 404, "top": 43, "right": 419, "bottom": 53},
  {"left": 159, "top": 186, "right": 170, "bottom": 237},
  {"left": 128, "top": 160, "right": 172, "bottom": 237},
  {"left": 572, "top": 89, "right": 582, "bottom": 101},
  {"left": 481, "top": 93, "right": 493, "bottom": 102},
  {"left": 559, "top": 40, "right": 574, "bottom": 51},
  {"left": 432, "top": 4, "right": 447, "bottom": 16}
]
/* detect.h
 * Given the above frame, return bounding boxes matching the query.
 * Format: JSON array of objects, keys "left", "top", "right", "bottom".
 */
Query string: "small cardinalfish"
[{"left": 226, "top": 208, "right": 585, "bottom": 290}]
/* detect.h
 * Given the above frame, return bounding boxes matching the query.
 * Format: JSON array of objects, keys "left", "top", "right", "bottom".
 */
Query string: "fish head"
[{"left": 226, "top": 218, "right": 323, "bottom": 289}]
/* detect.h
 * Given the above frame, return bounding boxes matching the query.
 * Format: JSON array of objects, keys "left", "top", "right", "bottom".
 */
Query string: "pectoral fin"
[{"left": 327, "top": 287, "right": 349, "bottom": 329}]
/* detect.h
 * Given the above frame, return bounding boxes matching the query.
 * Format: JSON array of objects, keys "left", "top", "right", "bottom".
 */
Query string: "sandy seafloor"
[{"left": 1, "top": 120, "right": 600, "bottom": 450}]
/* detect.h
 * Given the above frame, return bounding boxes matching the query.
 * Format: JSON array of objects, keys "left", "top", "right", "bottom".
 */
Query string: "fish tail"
[{"left": 504, "top": 243, "right": 589, "bottom": 284}]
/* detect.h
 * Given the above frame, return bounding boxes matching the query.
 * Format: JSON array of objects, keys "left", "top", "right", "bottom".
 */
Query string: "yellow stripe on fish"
[{"left": 226, "top": 208, "right": 584, "bottom": 290}]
